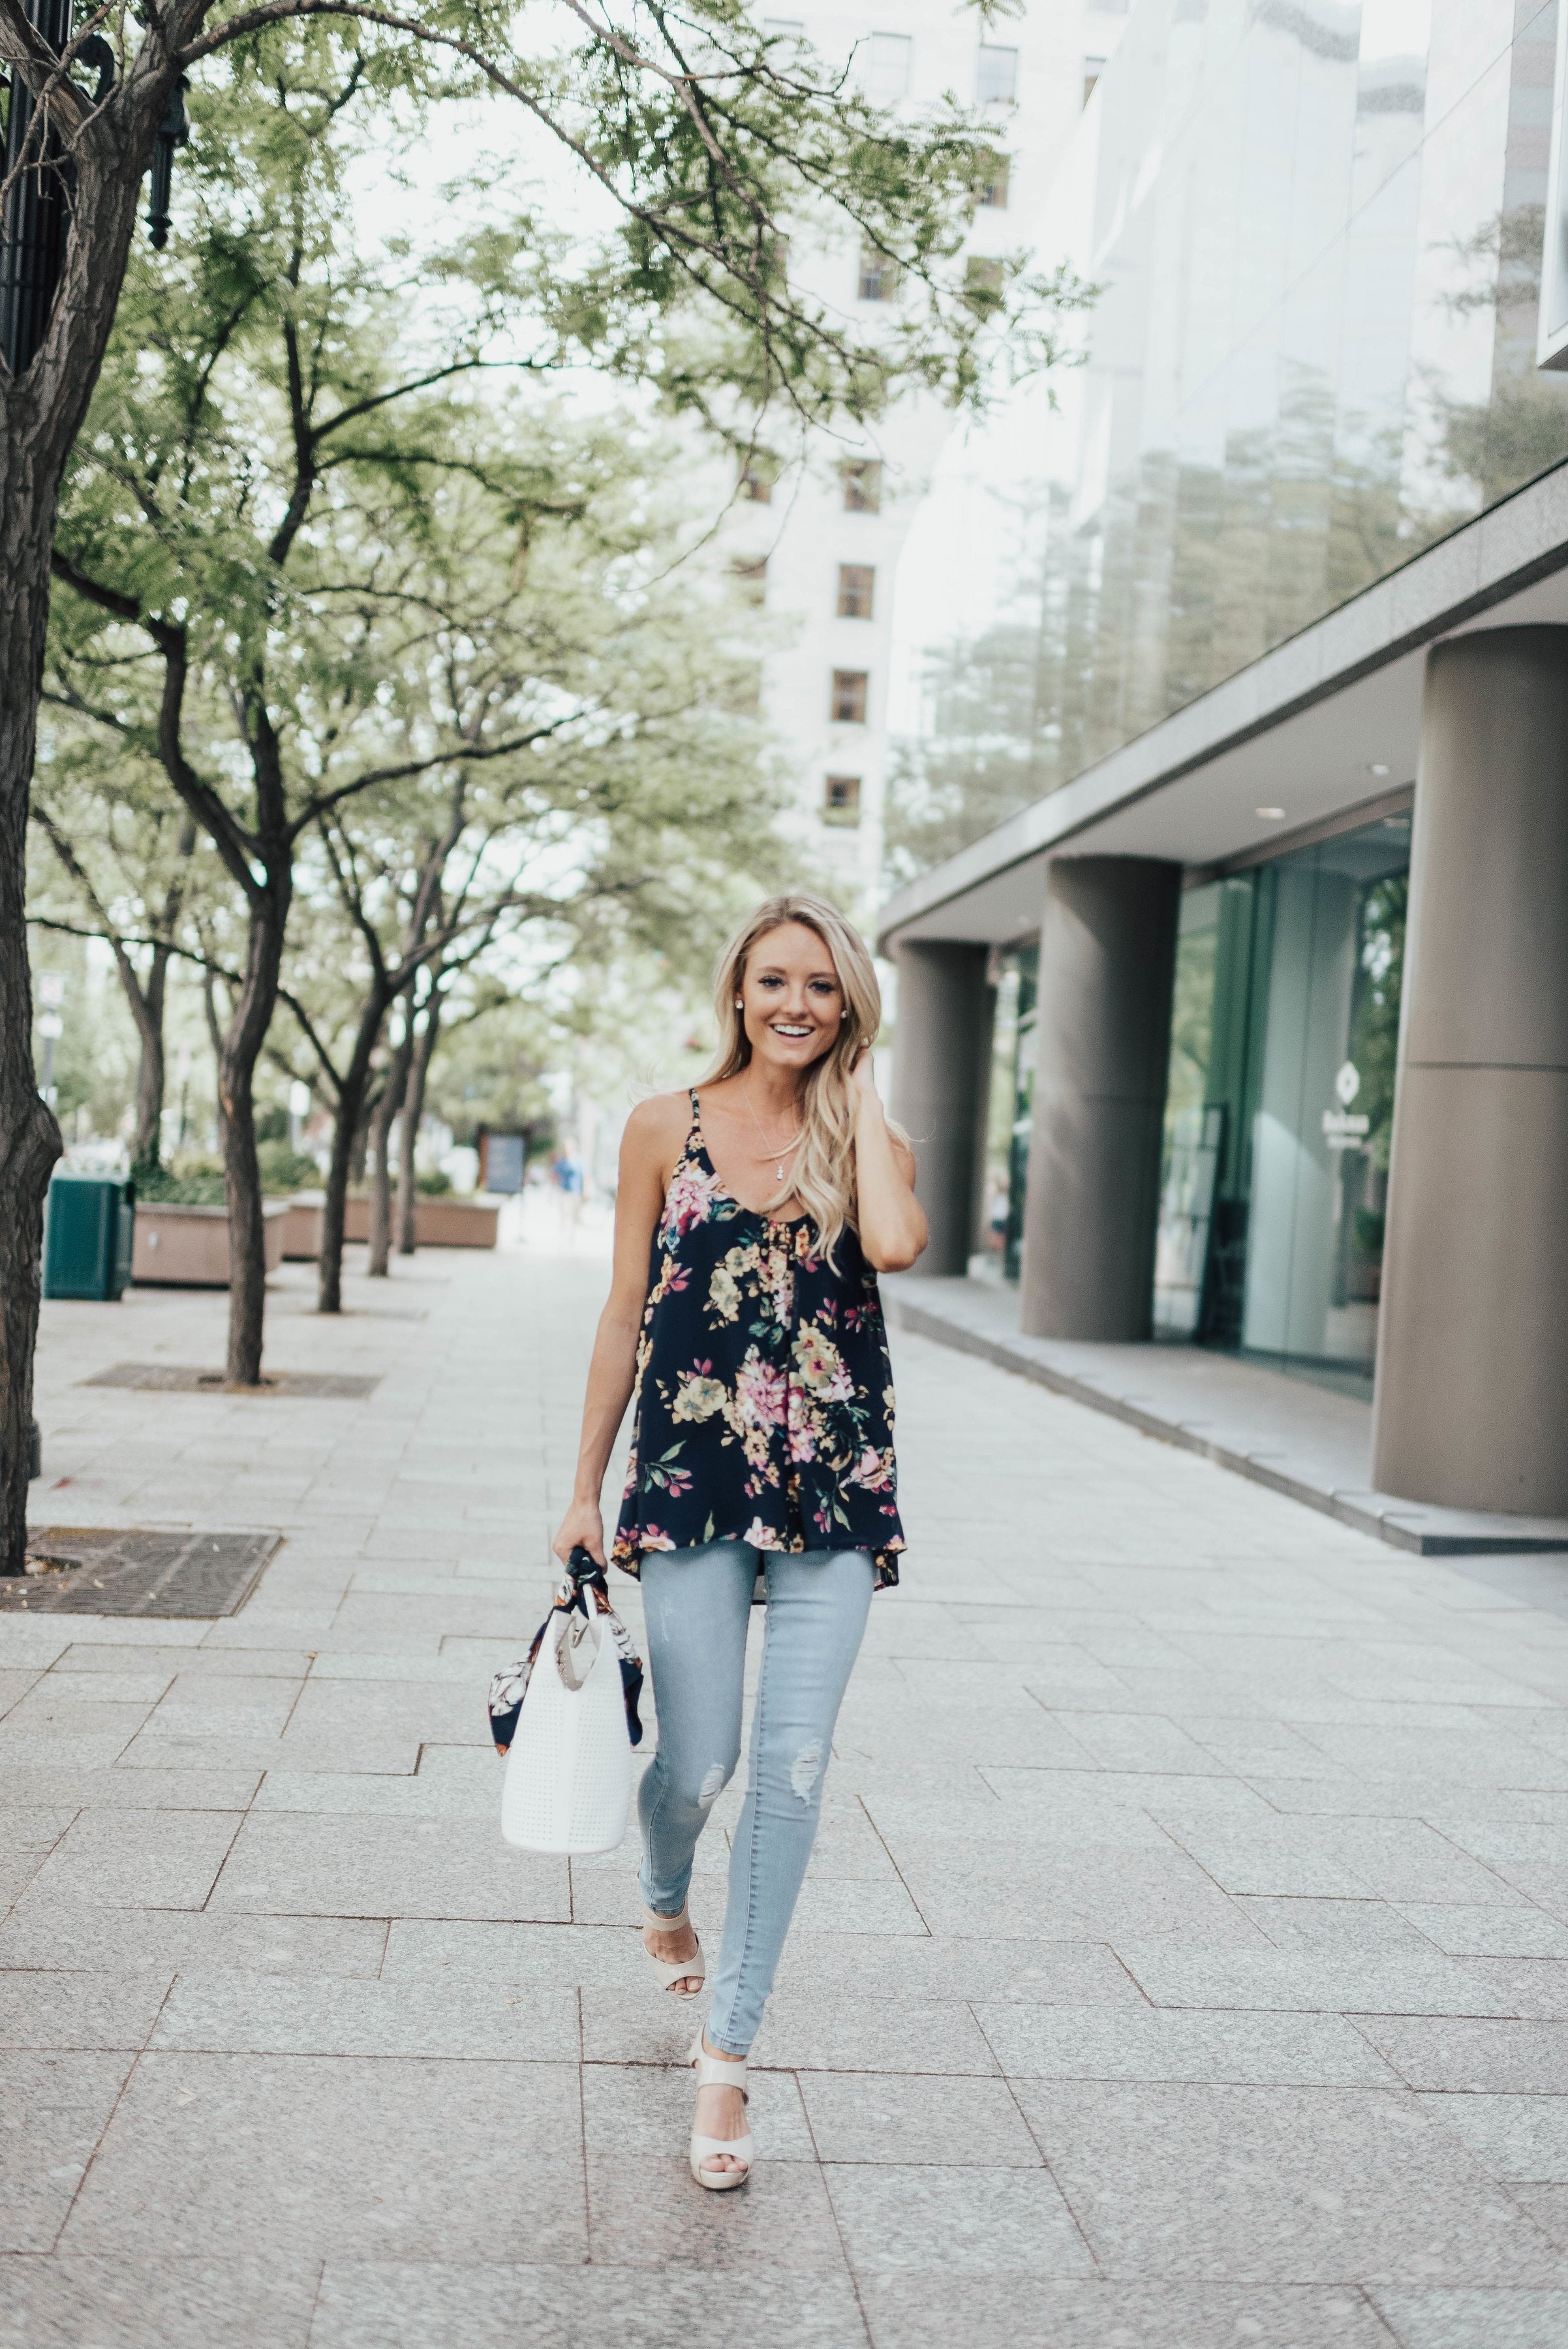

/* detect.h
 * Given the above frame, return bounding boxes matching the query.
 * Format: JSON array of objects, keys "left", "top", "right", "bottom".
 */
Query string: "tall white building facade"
[{"left": 721, "top": 2, "right": 1128, "bottom": 913}]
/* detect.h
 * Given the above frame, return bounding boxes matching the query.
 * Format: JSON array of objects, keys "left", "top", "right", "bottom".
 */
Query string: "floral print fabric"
[{"left": 611, "top": 1094, "right": 904, "bottom": 1590}]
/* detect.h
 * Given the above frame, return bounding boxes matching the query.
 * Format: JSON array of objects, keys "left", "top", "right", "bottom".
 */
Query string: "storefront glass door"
[
  {"left": 974, "top": 942, "right": 1038, "bottom": 1283},
  {"left": 1154, "top": 809, "right": 1409, "bottom": 1393}
]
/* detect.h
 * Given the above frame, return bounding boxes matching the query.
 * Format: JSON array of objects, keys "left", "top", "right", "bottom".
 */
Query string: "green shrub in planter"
[
  {"left": 416, "top": 1169, "right": 453, "bottom": 1196},
  {"left": 258, "top": 1140, "right": 322, "bottom": 1193},
  {"left": 136, "top": 1161, "right": 228, "bottom": 1207}
]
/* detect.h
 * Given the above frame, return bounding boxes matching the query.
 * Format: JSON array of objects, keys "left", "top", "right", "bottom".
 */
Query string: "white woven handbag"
[{"left": 490, "top": 1554, "right": 641, "bottom": 1856}]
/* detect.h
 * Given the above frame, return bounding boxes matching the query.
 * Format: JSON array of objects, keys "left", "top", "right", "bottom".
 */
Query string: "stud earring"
[{"left": 735, "top": 997, "right": 743, "bottom": 1009}]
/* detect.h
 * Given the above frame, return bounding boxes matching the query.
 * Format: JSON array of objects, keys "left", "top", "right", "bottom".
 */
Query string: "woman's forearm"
[
  {"left": 853, "top": 1090, "right": 929, "bottom": 1271},
  {"left": 572, "top": 1303, "right": 641, "bottom": 1499}
]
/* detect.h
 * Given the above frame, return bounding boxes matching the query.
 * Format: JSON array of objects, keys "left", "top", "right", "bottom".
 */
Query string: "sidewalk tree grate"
[
  {"left": 1, "top": 1528, "right": 282, "bottom": 1616},
  {"left": 81, "top": 1363, "right": 381, "bottom": 1398}
]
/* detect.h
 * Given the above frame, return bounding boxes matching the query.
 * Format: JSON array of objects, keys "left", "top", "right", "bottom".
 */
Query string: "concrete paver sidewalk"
[{"left": 4, "top": 1241, "right": 1568, "bottom": 2348}]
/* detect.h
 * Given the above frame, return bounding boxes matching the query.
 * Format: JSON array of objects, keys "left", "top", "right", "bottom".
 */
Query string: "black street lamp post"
[
  {"left": 0, "top": 0, "right": 73, "bottom": 378},
  {"left": 147, "top": 78, "right": 189, "bottom": 252},
  {"left": 1, "top": 8, "right": 181, "bottom": 376}
]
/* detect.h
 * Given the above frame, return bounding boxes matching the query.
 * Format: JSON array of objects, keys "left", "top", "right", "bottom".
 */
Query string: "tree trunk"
[
  {"left": 397, "top": 987, "right": 442, "bottom": 1256},
  {"left": 318, "top": 1085, "right": 360, "bottom": 1319},
  {"left": 32, "top": 810, "right": 179, "bottom": 1178},
  {"left": 202, "top": 968, "right": 230, "bottom": 1158},
  {"left": 0, "top": 402, "right": 65, "bottom": 1569},
  {"left": 318, "top": 994, "right": 390, "bottom": 1315},
  {"left": 367, "top": 1006, "right": 414, "bottom": 1278},
  {"left": 219, "top": 891, "right": 290, "bottom": 1385},
  {"left": 348, "top": 1096, "right": 372, "bottom": 1191},
  {"left": 0, "top": 583, "right": 62, "bottom": 1567},
  {"left": 129, "top": 945, "right": 171, "bottom": 1173},
  {"left": 129, "top": 818, "right": 194, "bottom": 1175},
  {"left": 0, "top": 23, "right": 187, "bottom": 1568}
]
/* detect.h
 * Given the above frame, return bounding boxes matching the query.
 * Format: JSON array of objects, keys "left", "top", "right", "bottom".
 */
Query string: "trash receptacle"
[{"left": 42, "top": 1174, "right": 136, "bottom": 1300}]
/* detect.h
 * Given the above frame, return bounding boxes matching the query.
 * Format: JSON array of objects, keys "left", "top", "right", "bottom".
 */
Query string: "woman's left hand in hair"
[{"left": 850, "top": 1048, "right": 929, "bottom": 1273}]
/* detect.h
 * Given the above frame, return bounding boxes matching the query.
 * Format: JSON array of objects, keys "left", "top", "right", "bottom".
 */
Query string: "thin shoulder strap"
[{"left": 688, "top": 1086, "right": 701, "bottom": 1131}]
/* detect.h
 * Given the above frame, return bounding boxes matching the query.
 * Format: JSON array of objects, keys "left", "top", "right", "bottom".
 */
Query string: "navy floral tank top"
[{"left": 611, "top": 1092, "right": 904, "bottom": 1589}]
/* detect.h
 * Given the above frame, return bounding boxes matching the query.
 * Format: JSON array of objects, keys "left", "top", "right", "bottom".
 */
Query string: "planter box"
[
  {"left": 404, "top": 1197, "right": 500, "bottom": 1249},
  {"left": 278, "top": 1191, "right": 499, "bottom": 1258},
  {"left": 132, "top": 1200, "right": 288, "bottom": 1288},
  {"left": 279, "top": 1191, "right": 326, "bottom": 1261}
]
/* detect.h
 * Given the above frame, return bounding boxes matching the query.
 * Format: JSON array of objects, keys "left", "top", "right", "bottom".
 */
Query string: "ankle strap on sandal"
[{"left": 690, "top": 2036, "right": 748, "bottom": 2096}]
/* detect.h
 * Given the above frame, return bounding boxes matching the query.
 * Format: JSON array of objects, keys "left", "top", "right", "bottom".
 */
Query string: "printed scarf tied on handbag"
[{"left": 487, "top": 1548, "right": 645, "bottom": 1757}]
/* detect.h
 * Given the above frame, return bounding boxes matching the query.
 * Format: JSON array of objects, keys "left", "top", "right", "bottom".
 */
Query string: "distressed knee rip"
[
  {"left": 696, "top": 1761, "right": 731, "bottom": 1809},
  {"left": 789, "top": 1739, "right": 824, "bottom": 1803}
]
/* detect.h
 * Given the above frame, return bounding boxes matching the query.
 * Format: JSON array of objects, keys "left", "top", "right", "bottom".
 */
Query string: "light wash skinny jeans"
[{"left": 638, "top": 1539, "right": 875, "bottom": 2057}]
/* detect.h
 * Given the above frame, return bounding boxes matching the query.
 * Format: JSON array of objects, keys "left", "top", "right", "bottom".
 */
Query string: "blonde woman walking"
[{"left": 553, "top": 894, "right": 927, "bottom": 2188}]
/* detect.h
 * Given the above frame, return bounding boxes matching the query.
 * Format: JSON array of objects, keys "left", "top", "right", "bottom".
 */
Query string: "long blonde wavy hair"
[{"left": 701, "top": 893, "right": 901, "bottom": 1265}]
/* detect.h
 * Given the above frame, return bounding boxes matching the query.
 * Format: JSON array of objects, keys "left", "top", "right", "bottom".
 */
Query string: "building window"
[
  {"left": 831, "top": 669, "right": 869, "bottom": 723},
  {"left": 1083, "top": 57, "right": 1105, "bottom": 107},
  {"left": 865, "top": 30, "right": 912, "bottom": 102},
  {"left": 976, "top": 44, "right": 1018, "bottom": 106},
  {"left": 823, "top": 775, "right": 862, "bottom": 827},
  {"left": 963, "top": 256, "right": 1006, "bottom": 319},
  {"left": 976, "top": 151, "right": 1011, "bottom": 210},
  {"left": 739, "top": 452, "right": 776, "bottom": 503},
  {"left": 837, "top": 563, "right": 875, "bottom": 619},
  {"left": 841, "top": 459, "right": 883, "bottom": 513},
  {"left": 857, "top": 246, "right": 900, "bottom": 302}
]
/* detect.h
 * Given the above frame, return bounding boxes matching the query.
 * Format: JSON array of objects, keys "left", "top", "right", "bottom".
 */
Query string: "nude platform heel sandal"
[
  {"left": 642, "top": 1903, "right": 705, "bottom": 1996},
  {"left": 688, "top": 2033, "right": 752, "bottom": 2190}
]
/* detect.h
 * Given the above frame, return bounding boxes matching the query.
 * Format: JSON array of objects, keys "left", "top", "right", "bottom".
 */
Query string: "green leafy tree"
[
  {"left": 0, "top": 7, "right": 1077, "bottom": 1562},
  {"left": 25, "top": 745, "right": 229, "bottom": 1174},
  {"left": 422, "top": 986, "right": 556, "bottom": 1150},
  {"left": 266, "top": 425, "right": 788, "bottom": 1312},
  {"left": 43, "top": 47, "right": 761, "bottom": 1378}
]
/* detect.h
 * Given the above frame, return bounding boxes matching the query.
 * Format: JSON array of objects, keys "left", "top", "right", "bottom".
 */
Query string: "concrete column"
[
  {"left": 1020, "top": 856, "right": 1182, "bottom": 1340},
  {"left": 1372, "top": 626, "right": 1568, "bottom": 1516},
  {"left": 889, "top": 941, "right": 992, "bottom": 1276}
]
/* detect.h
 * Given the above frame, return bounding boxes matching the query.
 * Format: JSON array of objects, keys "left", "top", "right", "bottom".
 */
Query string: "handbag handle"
[{"left": 565, "top": 1545, "right": 609, "bottom": 1615}]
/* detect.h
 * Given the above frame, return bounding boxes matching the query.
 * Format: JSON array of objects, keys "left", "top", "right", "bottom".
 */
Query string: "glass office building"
[
  {"left": 880, "top": 0, "right": 1568, "bottom": 1519},
  {"left": 889, "top": 0, "right": 1568, "bottom": 875}
]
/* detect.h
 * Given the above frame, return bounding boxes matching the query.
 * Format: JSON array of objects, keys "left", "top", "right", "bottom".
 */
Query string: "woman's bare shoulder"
[{"left": 621, "top": 1090, "right": 694, "bottom": 1167}]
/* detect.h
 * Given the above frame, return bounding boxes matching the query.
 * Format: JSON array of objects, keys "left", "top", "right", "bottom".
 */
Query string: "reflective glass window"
[
  {"left": 865, "top": 31, "right": 912, "bottom": 103},
  {"left": 831, "top": 669, "right": 869, "bottom": 722},
  {"left": 823, "top": 774, "right": 861, "bottom": 825},
  {"left": 1154, "top": 811, "right": 1412, "bottom": 1394},
  {"left": 975, "top": 942, "right": 1038, "bottom": 1283},
  {"left": 890, "top": 8, "right": 1568, "bottom": 878},
  {"left": 976, "top": 45, "right": 1018, "bottom": 106},
  {"left": 838, "top": 563, "right": 875, "bottom": 618},
  {"left": 842, "top": 459, "right": 882, "bottom": 512}
]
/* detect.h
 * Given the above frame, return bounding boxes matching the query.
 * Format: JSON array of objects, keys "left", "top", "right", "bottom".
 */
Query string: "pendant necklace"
[{"left": 743, "top": 1079, "right": 803, "bottom": 1187}]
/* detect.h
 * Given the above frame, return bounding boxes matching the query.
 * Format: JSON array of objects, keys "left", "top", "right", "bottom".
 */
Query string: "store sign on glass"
[{"left": 1322, "top": 1060, "right": 1370, "bottom": 1150}]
